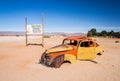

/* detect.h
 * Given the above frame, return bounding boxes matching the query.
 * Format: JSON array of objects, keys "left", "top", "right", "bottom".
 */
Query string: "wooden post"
[
  {"left": 42, "top": 13, "right": 44, "bottom": 47},
  {"left": 25, "top": 17, "right": 28, "bottom": 46}
]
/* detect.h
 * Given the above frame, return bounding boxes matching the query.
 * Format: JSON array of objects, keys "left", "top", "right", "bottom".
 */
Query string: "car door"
[{"left": 77, "top": 40, "right": 96, "bottom": 60}]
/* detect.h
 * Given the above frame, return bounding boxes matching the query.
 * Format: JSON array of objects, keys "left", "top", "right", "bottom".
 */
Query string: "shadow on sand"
[{"left": 26, "top": 43, "right": 44, "bottom": 47}]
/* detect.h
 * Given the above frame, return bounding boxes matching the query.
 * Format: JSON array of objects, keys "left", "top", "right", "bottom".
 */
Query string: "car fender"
[
  {"left": 64, "top": 54, "right": 76, "bottom": 64},
  {"left": 96, "top": 46, "right": 104, "bottom": 55}
]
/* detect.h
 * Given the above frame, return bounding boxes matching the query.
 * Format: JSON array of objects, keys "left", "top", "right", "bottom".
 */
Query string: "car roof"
[{"left": 64, "top": 36, "right": 92, "bottom": 42}]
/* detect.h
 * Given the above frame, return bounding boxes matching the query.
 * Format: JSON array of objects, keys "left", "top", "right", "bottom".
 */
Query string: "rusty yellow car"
[{"left": 40, "top": 36, "right": 103, "bottom": 68}]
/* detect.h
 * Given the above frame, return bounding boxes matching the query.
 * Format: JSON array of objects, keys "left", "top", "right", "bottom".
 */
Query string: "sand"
[{"left": 0, "top": 36, "right": 120, "bottom": 81}]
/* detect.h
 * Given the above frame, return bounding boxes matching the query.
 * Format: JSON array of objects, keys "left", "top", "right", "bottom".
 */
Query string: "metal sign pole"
[
  {"left": 25, "top": 17, "right": 28, "bottom": 46},
  {"left": 42, "top": 13, "right": 44, "bottom": 47}
]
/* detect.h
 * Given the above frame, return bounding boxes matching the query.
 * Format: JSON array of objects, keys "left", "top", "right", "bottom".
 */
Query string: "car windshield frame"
[{"left": 63, "top": 39, "right": 78, "bottom": 46}]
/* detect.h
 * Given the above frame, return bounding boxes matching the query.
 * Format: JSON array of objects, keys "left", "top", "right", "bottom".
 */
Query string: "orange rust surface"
[
  {"left": 49, "top": 36, "right": 92, "bottom": 59},
  {"left": 50, "top": 46, "right": 77, "bottom": 59},
  {"left": 64, "top": 36, "right": 92, "bottom": 42}
]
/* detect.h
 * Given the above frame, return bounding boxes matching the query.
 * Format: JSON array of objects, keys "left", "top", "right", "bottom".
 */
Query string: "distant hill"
[
  {"left": 45, "top": 32, "right": 86, "bottom": 37},
  {"left": 0, "top": 31, "right": 25, "bottom": 36},
  {"left": 0, "top": 31, "right": 86, "bottom": 37}
]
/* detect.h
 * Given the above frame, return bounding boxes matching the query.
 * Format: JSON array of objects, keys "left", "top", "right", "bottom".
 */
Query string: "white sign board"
[{"left": 27, "top": 24, "right": 42, "bottom": 34}]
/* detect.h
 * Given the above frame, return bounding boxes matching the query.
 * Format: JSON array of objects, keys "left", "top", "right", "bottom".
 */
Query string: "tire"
[
  {"left": 51, "top": 55, "right": 64, "bottom": 68},
  {"left": 97, "top": 53, "right": 102, "bottom": 55}
]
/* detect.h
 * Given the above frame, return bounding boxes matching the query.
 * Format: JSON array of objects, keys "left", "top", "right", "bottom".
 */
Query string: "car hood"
[{"left": 46, "top": 45, "right": 73, "bottom": 54}]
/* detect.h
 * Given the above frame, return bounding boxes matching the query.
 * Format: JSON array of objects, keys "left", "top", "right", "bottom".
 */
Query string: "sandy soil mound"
[{"left": 0, "top": 36, "right": 120, "bottom": 81}]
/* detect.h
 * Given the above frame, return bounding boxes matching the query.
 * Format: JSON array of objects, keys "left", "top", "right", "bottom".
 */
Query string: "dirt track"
[{"left": 0, "top": 36, "right": 120, "bottom": 81}]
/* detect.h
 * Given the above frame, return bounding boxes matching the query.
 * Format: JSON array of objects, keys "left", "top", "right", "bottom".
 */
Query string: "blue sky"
[{"left": 0, "top": 0, "right": 120, "bottom": 33}]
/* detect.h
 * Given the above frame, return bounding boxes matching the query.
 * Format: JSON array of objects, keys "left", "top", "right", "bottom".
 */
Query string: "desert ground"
[{"left": 0, "top": 36, "right": 120, "bottom": 81}]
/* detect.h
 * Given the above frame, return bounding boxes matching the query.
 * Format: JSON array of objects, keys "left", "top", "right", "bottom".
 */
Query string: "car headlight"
[
  {"left": 43, "top": 54, "right": 53, "bottom": 66},
  {"left": 40, "top": 50, "right": 53, "bottom": 66},
  {"left": 45, "top": 54, "right": 52, "bottom": 62}
]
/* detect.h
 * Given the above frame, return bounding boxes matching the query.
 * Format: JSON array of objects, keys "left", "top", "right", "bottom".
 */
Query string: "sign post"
[
  {"left": 25, "top": 17, "right": 28, "bottom": 46},
  {"left": 42, "top": 13, "right": 44, "bottom": 47},
  {"left": 25, "top": 14, "right": 44, "bottom": 47}
]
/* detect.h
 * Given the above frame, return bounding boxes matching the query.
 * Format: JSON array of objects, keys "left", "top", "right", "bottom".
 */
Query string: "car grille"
[{"left": 40, "top": 53, "right": 52, "bottom": 66}]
